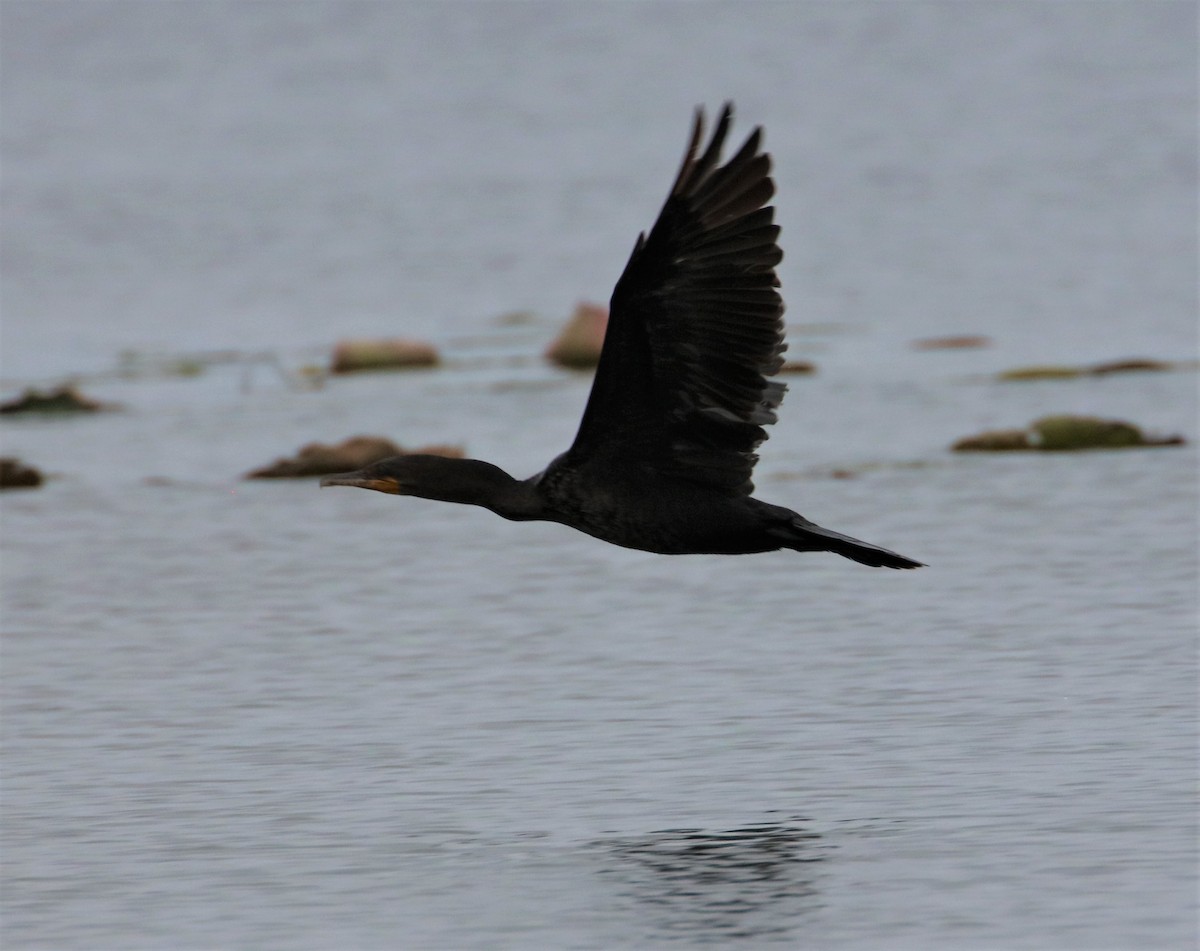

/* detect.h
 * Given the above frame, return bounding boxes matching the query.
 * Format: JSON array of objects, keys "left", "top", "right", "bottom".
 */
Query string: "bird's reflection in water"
[{"left": 595, "top": 818, "right": 825, "bottom": 942}]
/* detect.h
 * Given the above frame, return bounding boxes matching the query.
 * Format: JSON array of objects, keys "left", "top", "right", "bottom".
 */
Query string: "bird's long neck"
[{"left": 410, "top": 457, "right": 545, "bottom": 521}]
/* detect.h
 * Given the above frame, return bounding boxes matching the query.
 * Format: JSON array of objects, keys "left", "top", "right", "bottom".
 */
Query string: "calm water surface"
[{"left": 2, "top": 3, "right": 1197, "bottom": 949}]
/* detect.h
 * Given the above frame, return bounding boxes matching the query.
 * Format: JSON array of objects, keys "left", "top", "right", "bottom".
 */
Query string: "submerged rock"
[
  {"left": 545, "top": 303, "right": 608, "bottom": 369},
  {"left": 996, "top": 365, "right": 1084, "bottom": 382},
  {"left": 951, "top": 428, "right": 1033, "bottom": 452},
  {"left": 245, "top": 436, "right": 463, "bottom": 479},
  {"left": 494, "top": 309, "right": 538, "bottom": 326},
  {"left": 1088, "top": 358, "right": 1176, "bottom": 376},
  {"left": 0, "top": 457, "right": 44, "bottom": 489},
  {"left": 116, "top": 349, "right": 206, "bottom": 379},
  {"left": 953, "top": 415, "right": 1185, "bottom": 452},
  {"left": 1029, "top": 415, "right": 1182, "bottom": 450},
  {"left": 911, "top": 335, "right": 991, "bottom": 350},
  {"left": 0, "top": 385, "right": 115, "bottom": 415},
  {"left": 998, "top": 358, "right": 1185, "bottom": 382},
  {"left": 330, "top": 338, "right": 440, "bottom": 374}
]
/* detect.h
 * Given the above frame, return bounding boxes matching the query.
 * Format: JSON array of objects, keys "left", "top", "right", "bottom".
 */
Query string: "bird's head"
[
  {"left": 319, "top": 456, "right": 425, "bottom": 495},
  {"left": 320, "top": 454, "right": 538, "bottom": 518}
]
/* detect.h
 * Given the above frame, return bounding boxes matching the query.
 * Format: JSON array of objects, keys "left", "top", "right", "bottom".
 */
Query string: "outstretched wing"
[{"left": 562, "top": 103, "right": 786, "bottom": 496}]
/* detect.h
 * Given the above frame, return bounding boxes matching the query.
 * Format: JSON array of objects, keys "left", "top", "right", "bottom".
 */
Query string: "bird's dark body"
[
  {"left": 527, "top": 456, "right": 916, "bottom": 566},
  {"left": 323, "top": 105, "right": 924, "bottom": 570},
  {"left": 532, "top": 460, "right": 781, "bottom": 555}
]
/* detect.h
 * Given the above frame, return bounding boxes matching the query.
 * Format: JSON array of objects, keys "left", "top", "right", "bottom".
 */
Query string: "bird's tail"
[{"left": 775, "top": 516, "right": 925, "bottom": 569}]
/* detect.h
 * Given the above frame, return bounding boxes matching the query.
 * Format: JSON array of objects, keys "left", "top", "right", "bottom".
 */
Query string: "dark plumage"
[{"left": 323, "top": 104, "right": 923, "bottom": 569}]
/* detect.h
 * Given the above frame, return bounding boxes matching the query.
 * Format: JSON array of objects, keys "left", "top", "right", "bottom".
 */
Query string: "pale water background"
[{"left": 1, "top": 3, "right": 1197, "bottom": 949}]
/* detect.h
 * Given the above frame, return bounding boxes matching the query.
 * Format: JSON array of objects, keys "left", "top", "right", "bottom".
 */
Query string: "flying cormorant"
[{"left": 323, "top": 104, "right": 923, "bottom": 569}]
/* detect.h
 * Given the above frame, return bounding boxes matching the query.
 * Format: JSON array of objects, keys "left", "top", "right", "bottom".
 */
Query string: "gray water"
[{"left": 2, "top": 3, "right": 1197, "bottom": 949}]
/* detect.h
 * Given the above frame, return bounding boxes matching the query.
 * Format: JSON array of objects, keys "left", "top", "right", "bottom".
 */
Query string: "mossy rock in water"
[
  {"left": 997, "top": 365, "right": 1084, "bottom": 382},
  {"left": 545, "top": 302, "right": 608, "bottom": 369},
  {"left": 953, "top": 415, "right": 1185, "bottom": 452},
  {"left": 245, "top": 436, "right": 464, "bottom": 479},
  {"left": 998, "top": 358, "right": 1186, "bottom": 381},
  {"left": 1088, "top": 358, "right": 1175, "bottom": 375},
  {"left": 247, "top": 436, "right": 401, "bottom": 478},
  {"left": 1031, "top": 415, "right": 1149, "bottom": 450},
  {"left": 911, "top": 335, "right": 991, "bottom": 350},
  {"left": 0, "top": 385, "right": 115, "bottom": 415},
  {"left": 0, "top": 457, "right": 44, "bottom": 489},
  {"left": 951, "top": 429, "right": 1032, "bottom": 452},
  {"left": 330, "top": 338, "right": 440, "bottom": 373}
]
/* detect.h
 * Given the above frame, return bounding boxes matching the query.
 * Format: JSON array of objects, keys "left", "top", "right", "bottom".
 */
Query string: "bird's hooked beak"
[{"left": 319, "top": 471, "right": 403, "bottom": 495}]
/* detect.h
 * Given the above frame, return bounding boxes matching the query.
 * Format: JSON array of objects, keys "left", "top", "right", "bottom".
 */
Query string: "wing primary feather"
[
  {"left": 689, "top": 134, "right": 767, "bottom": 212},
  {"left": 666, "top": 108, "right": 707, "bottom": 197},
  {"left": 676, "top": 104, "right": 734, "bottom": 198}
]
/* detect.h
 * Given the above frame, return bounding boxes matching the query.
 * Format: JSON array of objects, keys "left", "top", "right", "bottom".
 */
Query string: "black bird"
[{"left": 323, "top": 105, "right": 923, "bottom": 569}]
